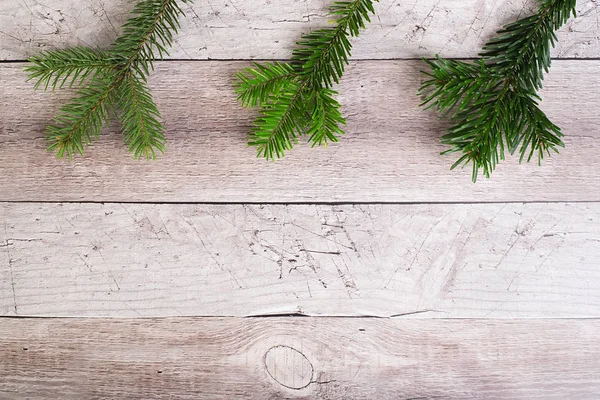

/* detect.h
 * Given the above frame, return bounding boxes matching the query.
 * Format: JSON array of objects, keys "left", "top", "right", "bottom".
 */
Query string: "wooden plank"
[
  {"left": 0, "top": 234, "right": 12, "bottom": 316},
  {"left": 0, "top": 0, "right": 598, "bottom": 61},
  {"left": 1, "top": 60, "right": 600, "bottom": 203},
  {"left": 1, "top": 317, "right": 599, "bottom": 399},
  {"left": 2, "top": 202, "right": 599, "bottom": 318}
]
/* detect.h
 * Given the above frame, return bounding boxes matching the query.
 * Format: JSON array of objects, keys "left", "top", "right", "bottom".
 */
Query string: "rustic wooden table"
[{"left": 1, "top": 0, "right": 599, "bottom": 398}]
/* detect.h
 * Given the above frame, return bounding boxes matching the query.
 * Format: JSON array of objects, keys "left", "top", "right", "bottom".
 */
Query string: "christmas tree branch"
[
  {"left": 112, "top": 0, "right": 189, "bottom": 75},
  {"left": 419, "top": 0, "right": 576, "bottom": 181},
  {"left": 235, "top": 0, "right": 378, "bottom": 159},
  {"left": 25, "top": 47, "right": 115, "bottom": 90},
  {"left": 117, "top": 71, "right": 166, "bottom": 159},
  {"left": 294, "top": 0, "right": 376, "bottom": 88},
  {"left": 26, "top": 0, "right": 192, "bottom": 159},
  {"left": 46, "top": 73, "right": 120, "bottom": 158}
]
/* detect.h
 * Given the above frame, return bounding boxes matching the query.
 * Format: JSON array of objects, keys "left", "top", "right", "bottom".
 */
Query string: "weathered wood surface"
[
  {"left": 0, "top": 0, "right": 598, "bottom": 61},
  {"left": 2, "top": 202, "right": 599, "bottom": 318},
  {"left": 1, "top": 317, "right": 599, "bottom": 399},
  {"left": 1, "top": 1, "right": 598, "bottom": 394},
  {"left": 1, "top": 60, "right": 599, "bottom": 203}
]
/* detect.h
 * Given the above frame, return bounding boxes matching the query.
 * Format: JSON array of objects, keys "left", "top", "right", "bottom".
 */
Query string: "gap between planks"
[{"left": 5, "top": 57, "right": 600, "bottom": 64}]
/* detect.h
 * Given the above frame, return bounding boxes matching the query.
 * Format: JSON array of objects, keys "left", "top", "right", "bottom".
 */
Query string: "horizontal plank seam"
[
  {"left": 2, "top": 316, "right": 600, "bottom": 321},
  {"left": 3, "top": 57, "right": 600, "bottom": 64},
  {"left": 2, "top": 200, "right": 600, "bottom": 206}
]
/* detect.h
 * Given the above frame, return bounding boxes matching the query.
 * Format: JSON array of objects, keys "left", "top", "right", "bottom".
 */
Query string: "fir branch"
[
  {"left": 307, "top": 88, "right": 346, "bottom": 147},
  {"left": 25, "top": 47, "right": 115, "bottom": 90},
  {"left": 117, "top": 71, "right": 166, "bottom": 159},
  {"left": 111, "top": 0, "right": 191, "bottom": 75},
  {"left": 46, "top": 73, "right": 120, "bottom": 158},
  {"left": 293, "top": 0, "right": 376, "bottom": 88},
  {"left": 249, "top": 80, "right": 309, "bottom": 159},
  {"left": 419, "top": 0, "right": 576, "bottom": 181},
  {"left": 235, "top": 0, "right": 378, "bottom": 159},
  {"left": 235, "top": 62, "right": 296, "bottom": 108},
  {"left": 26, "top": 0, "right": 192, "bottom": 159}
]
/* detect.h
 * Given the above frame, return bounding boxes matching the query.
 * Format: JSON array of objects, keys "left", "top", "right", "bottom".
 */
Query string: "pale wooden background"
[{"left": 1, "top": 0, "right": 599, "bottom": 399}]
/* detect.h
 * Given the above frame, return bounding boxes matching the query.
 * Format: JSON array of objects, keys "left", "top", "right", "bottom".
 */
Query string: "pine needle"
[
  {"left": 26, "top": 0, "right": 192, "bottom": 159},
  {"left": 235, "top": 0, "right": 378, "bottom": 159},
  {"left": 419, "top": 0, "right": 576, "bottom": 182}
]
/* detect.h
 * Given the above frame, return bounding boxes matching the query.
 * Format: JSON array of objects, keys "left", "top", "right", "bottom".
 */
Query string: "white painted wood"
[
  {"left": 1, "top": 60, "right": 599, "bottom": 203},
  {"left": 2, "top": 202, "right": 599, "bottom": 318},
  {"left": 0, "top": 0, "right": 598, "bottom": 60},
  {"left": 1, "top": 317, "right": 599, "bottom": 399}
]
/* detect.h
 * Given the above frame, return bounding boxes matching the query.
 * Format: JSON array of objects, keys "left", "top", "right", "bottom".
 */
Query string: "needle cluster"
[
  {"left": 235, "top": 0, "right": 378, "bottom": 159},
  {"left": 419, "top": 0, "right": 576, "bottom": 181},
  {"left": 26, "top": 0, "right": 192, "bottom": 159}
]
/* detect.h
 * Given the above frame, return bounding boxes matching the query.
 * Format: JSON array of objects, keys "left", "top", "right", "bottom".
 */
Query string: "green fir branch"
[
  {"left": 307, "top": 88, "right": 346, "bottom": 147},
  {"left": 249, "top": 80, "right": 309, "bottom": 159},
  {"left": 235, "top": 62, "right": 297, "bottom": 108},
  {"left": 46, "top": 73, "right": 120, "bottom": 158},
  {"left": 117, "top": 71, "right": 166, "bottom": 159},
  {"left": 235, "top": 0, "right": 378, "bottom": 159},
  {"left": 293, "top": 0, "right": 376, "bottom": 88},
  {"left": 419, "top": 0, "right": 576, "bottom": 181},
  {"left": 25, "top": 47, "right": 115, "bottom": 90},
  {"left": 111, "top": 0, "right": 190, "bottom": 75},
  {"left": 26, "top": 0, "right": 192, "bottom": 159}
]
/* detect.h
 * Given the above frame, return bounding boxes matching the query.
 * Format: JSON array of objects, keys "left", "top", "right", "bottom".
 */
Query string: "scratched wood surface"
[
  {"left": 1, "top": 318, "right": 600, "bottom": 399},
  {"left": 1, "top": 1, "right": 600, "bottom": 398},
  {"left": 0, "top": 0, "right": 598, "bottom": 61},
  {"left": 2, "top": 60, "right": 600, "bottom": 202},
  {"left": 1, "top": 202, "right": 599, "bottom": 318}
]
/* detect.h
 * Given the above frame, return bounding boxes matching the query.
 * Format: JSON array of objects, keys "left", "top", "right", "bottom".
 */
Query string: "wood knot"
[{"left": 264, "top": 345, "right": 314, "bottom": 390}]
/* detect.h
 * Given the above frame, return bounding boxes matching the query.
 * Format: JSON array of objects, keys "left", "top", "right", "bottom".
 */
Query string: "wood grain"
[
  {"left": 1, "top": 60, "right": 600, "bottom": 203},
  {"left": 1, "top": 2, "right": 598, "bottom": 394},
  {"left": 2, "top": 202, "right": 599, "bottom": 318},
  {"left": 0, "top": 0, "right": 598, "bottom": 61},
  {"left": 1, "top": 317, "right": 599, "bottom": 399}
]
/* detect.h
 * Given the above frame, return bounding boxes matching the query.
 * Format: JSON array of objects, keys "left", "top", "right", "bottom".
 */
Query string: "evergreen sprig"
[
  {"left": 26, "top": 0, "right": 192, "bottom": 159},
  {"left": 419, "top": 0, "right": 576, "bottom": 181},
  {"left": 235, "top": 0, "right": 378, "bottom": 159}
]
